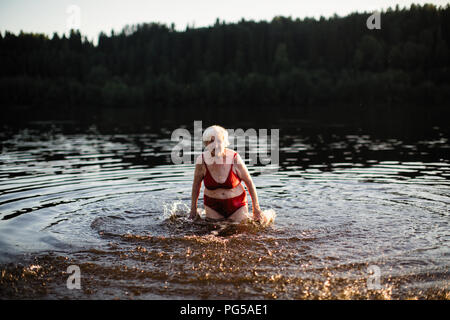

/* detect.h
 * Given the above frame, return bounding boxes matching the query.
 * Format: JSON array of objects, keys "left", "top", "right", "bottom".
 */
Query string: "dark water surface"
[{"left": 0, "top": 119, "right": 449, "bottom": 299}]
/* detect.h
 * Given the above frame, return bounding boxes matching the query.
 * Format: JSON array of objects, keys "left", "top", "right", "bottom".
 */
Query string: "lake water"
[{"left": 0, "top": 119, "right": 449, "bottom": 299}]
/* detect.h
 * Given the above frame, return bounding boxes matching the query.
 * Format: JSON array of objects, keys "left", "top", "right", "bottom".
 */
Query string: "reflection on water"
[{"left": 0, "top": 122, "right": 449, "bottom": 299}]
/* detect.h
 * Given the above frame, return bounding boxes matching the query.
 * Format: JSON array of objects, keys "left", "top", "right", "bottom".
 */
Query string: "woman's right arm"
[{"left": 189, "top": 156, "right": 204, "bottom": 220}]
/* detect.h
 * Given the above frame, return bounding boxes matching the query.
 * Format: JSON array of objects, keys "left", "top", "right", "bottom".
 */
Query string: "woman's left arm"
[
  {"left": 234, "top": 153, "right": 263, "bottom": 221},
  {"left": 189, "top": 155, "right": 204, "bottom": 220}
]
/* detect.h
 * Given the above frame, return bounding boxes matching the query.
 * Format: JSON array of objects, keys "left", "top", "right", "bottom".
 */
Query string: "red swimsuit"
[{"left": 203, "top": 152, "right": 248, "bottom": 218}]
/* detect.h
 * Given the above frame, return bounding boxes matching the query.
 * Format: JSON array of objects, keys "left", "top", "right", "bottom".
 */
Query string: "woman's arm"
[
  {"left": 234, "top": 153, "right": 263, "bottom": 221},
  {"left": 189, "top": 156, "right": 204, "bottom": 220}
]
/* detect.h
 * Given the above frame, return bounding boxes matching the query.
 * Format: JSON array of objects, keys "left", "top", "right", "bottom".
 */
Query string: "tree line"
[{"left": 0, "top": 3, "right": 449, "bottom": 122}]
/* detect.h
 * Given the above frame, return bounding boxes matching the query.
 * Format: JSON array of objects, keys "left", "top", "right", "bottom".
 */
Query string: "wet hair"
[{"left": 202, "top": 125, "right": 230, "bottom": 147}]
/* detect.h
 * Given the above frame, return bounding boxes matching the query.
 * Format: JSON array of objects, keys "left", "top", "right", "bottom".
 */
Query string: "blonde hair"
[{"left": 202, "top": 125, "right": 230, "bottom": 147}]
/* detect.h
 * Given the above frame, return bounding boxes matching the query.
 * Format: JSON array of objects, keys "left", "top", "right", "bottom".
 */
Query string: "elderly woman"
[{"left": 189, "top": 125, "right": 263, "bottom": 222}]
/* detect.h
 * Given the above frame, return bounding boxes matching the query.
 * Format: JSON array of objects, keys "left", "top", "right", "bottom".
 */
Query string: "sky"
[{"left": 0, "top": 0, "right": 448, "bottom": 42}]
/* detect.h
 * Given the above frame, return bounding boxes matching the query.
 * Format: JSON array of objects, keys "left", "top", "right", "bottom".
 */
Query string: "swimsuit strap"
[
  {"left": 232, "top": 152, "right": 240, "bottom": 179},
  {"left": 202, "top": 153, "right": 213, "bottom": 175}
]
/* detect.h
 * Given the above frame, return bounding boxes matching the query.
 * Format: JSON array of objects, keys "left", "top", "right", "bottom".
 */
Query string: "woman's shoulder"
[
  {"left": 195, "top": 153, "right": 205, "bottom": 165},
  {"left": 226, "top": 149, "right": 243, "bottom": 164},
  {"left": 224, "top": 148, "right": 237, "bottom": 159},
  {"left": 225, "top": 148, "right": 238, "bottom": 155}
]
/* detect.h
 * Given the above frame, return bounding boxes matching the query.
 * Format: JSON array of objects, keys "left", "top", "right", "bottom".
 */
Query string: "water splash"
[
  {"left": 258, "top": 209, "right": 277, "bottom": 227},
  {"left": 162, "top": 201, "right": 190, "bottom": 221}
]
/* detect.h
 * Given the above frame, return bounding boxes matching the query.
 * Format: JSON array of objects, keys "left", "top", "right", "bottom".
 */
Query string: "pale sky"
[{"left": 0, "top": 0, "right": 448, "bottom": 42}]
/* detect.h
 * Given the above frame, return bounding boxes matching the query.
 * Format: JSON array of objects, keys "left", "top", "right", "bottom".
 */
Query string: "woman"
[{"left": 189, "top": 125, "right": 263, "bottom": 222}]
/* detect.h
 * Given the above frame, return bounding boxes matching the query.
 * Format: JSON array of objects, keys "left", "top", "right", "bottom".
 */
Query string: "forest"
[{"left": 0, "top": 3, "right": 449, "bottom": 124}]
